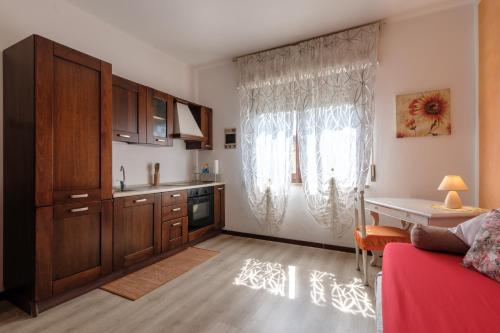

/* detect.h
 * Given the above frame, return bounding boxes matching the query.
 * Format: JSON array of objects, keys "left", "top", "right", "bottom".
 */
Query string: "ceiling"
[{"left": 68, "top": 0, "right": 467, "bottom": 66}]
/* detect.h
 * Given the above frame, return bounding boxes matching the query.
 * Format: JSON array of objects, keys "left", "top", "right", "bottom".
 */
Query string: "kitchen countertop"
[{"left": 112, "top": 181, "right": 226, "bottom": 198}]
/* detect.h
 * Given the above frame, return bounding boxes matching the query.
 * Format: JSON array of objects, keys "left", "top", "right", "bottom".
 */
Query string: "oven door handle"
[{"left": 188, "top": 194, "right": 213, "bottom": 204}]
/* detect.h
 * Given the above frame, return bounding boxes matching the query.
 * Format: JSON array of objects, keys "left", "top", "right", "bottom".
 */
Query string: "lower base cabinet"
[
  {"left": 161, "top": 217, "right": 188, "bottom": 251},
  {"left": 35, "top": 200, "right": 113, "bottom": 301},
  {"left": 113, "top": 194, "right": 161, "bottom": 270},
  {"left": 161, "top": 190, "right": 189, "bottom": 251},
  {"left": 214, "top": 185, "right": 225, "bottom": 229},
  {"left": 26, "top": 188, "right": 223, "bottom": 312}
]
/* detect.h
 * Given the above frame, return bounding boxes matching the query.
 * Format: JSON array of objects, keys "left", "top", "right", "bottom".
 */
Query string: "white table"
[
  {"left": 363, "top": 197, "right": 487, "bottom": 267},
  {"left": 364, "top": 197, "right": 487, "bottom": 228}
]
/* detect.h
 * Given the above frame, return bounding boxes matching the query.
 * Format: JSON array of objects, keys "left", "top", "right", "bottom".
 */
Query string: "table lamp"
[{"left": 438, "top": 175, "right": 468, "bottom": 209}]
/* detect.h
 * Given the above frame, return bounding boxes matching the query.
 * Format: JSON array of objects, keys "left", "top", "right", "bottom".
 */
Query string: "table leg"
[
  {"left": 369, "top": 212, "right": 380, "bottom": 266},
  {"left": 370, "top": 250, "right": 380, "bottom": 266},
  {"left": 370, "top": 211, "right": 379, "bottom": 226},
  {"left": 400, "top": 220, "right": 413, "bottom": 231}
]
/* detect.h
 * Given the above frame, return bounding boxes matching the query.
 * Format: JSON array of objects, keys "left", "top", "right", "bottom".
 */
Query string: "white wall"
[
  {"left": 196, "top": 4, "right": 476, "bottom": 248},
  {"left": 0, "top": 0, "right": 196, "bottom": 291},
  {"left": 112, "top": 141, "right": 196, "bottom": 186}
]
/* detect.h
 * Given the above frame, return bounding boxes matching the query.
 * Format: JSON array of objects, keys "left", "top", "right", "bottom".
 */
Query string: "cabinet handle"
[
  {"left": 171, "top": 207, "right": 181, "bottom": 212},
  {"left": 70, "top": 207, "right": 89, "bottom": 213},
  {"left": 172, "top": 222, "right": 181, "bottom": 227},
  {"left": 134, "top": 198, "right": 147, "bottom": 203},
  {"left": 155, "top": 138, "right": 166, "bottom": 142},
  {"left": 171, "top": 194, "right": 181, "bottom": 197},
  {"left": 217, "top": 187, "right": 224, "bottom": 191},
  {"left": 70, "top": 193, "right": 89, "bottom": 199},
  {"left": 117, "top": 133, "right": 131, "bottom": 138}
]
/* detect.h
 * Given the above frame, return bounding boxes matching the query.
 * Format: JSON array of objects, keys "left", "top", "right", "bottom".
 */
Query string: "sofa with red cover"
[{"left": 380, "top": 243, "right": 500, "bottom": 333}]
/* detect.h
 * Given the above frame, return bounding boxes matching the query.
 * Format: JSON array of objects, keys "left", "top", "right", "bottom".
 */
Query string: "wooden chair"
[{"left": 353, "top": 189, "right": 411, "bottom": 285}]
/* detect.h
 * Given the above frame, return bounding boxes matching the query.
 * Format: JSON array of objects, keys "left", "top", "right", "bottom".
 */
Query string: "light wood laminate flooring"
[{"left": 0, "top": 235, "right": 380, "bottom": 333}]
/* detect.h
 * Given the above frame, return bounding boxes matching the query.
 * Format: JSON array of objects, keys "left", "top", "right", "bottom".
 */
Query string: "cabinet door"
[
  {"left": 214, "top": 185, "right": 225, "bottom": 229},
  {"left": 113, "top": 193, "right": 161, "bottom": 269},
  {"left": 112, "top": 75, "right": 147, "bottom": 143},
  {"left": 147, "top": 88, "right": 173, "bottom": 146},
  {"left": 35, "top": 200, "right": 113, "bottom": 300},
  {"left": 201, "top": 107, "right": 213, "bottom": 150},
  {"left": 185, "top": 106, "right": 213, "bottom": 150},
  {"left": 35, "top": 37, "right": 112, "bottom": 206},
  {"left": 161, "top": 217, "right": 188, "bottom": 252}
]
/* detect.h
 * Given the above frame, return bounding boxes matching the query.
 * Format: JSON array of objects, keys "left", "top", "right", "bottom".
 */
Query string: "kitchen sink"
[
  {"left": 116, "top": 185, "right": 156, "bottom": 192},
  {"left": 160, "top": 181, "right": 212, "bottom": 187},
  {"left": 114, "top": 181, "right": 214, "bottom": 193}
]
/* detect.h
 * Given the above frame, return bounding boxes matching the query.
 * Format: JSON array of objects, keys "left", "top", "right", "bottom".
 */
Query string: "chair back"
[{"left": 353, "top": 187, "right": 367, "bottom": 238}]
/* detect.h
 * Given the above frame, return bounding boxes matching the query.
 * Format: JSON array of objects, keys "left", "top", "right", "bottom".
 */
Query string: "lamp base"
[{"left": 444, "top": 191, "right": 462, "bottom": 209}]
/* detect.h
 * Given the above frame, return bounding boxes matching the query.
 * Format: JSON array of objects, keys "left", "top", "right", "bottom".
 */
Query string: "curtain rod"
[{"left": 232, "top": 20, "right": 383, "bottom": 62}]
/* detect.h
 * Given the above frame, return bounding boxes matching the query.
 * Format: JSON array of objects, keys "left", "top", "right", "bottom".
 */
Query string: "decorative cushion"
[
  {"left": 463, "top": 209, "right": 500, "bottom": 282},
  {"left": 449, "top": 213, "right": 488, "bottom": 246},
  {"left": 354, "top": 225, "right": 410, "bottom": 251},
  {"left": 411, "top": 224, "right": 469, "bottom": 254}
]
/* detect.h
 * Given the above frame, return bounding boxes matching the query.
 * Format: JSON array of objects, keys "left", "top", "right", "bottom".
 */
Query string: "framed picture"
[{"left": 396, "top": 88, "right": 451, "bottom": 138}]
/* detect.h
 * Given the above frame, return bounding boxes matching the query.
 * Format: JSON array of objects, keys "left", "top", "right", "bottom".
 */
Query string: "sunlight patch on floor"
[
  {"left": 310, "top": 270, "right": 375, "bottom": 318},
  {"left": 233, "top": 258, "right": 375, "bottom": 318},
  {"left": 233, "top": 258, "right": 287, "bottom": 297}
]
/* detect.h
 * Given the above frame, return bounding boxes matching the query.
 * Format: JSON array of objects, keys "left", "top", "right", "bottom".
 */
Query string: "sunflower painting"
[{"left": 396, "top": 89, "right": 451, "bottom": 138}]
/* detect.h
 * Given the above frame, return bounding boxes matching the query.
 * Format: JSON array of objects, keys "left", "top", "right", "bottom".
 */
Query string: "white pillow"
[{"left": 448, "top": 213, "right": 488, "bottom": 246}]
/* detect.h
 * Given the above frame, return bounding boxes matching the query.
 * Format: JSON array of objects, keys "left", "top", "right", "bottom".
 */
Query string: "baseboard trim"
[{"left": 221, "top": 229, "right": 356, "bottom": 254}]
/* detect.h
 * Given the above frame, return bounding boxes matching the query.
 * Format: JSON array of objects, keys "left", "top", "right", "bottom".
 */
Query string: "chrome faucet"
[{"left": 120, "top": 165, "right": 126, "bottom": 191}]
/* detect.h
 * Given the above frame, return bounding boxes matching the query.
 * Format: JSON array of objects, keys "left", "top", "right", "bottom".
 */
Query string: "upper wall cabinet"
[
  {"left": 35, "top": 37, "right": 113, "bottom": 205},
  {"left": 111, "top": 76, "right": 213, "bottom": 149},
  {"left": 147, "top": 88, "right": 174, "bottom": 146},
  {"left": 112, "top": 75, "right": 147, "bottom": 143},
  {"left": 185, "top": 105, "right": 213, "bottom": 150}
]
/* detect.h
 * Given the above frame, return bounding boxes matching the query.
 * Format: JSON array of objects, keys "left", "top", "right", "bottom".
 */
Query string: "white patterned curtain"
[
  {"left": 238, "top": 54, "right": 295, "bottom": 230},
  {"left": 238, "top": 23, "right": 379, "bottom": 231},
  {"left": 297, "top": 25, "right": 379, "bottom": 233}
]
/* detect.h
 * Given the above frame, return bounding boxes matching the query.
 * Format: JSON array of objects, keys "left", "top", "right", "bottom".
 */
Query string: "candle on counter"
[{"left": 214, "top": 160, "right": 219, "bottom": 175}]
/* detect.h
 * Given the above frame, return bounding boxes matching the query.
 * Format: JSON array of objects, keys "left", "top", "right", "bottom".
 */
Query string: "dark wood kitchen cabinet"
[
  {"left": 112, "top": 75, "right": 147, "bottom": 143},
  {"left": 35, "top": 201, "right": 113, "bottom": 300},
  {"left": 3, "top": 35, "right": 221, "bottom": 316},
  {"left": 161, "top": 190, "right": 189, "bottom": 251},
  {"left": 113, "top": 194, "right": 162, "bottom": 269},
  {"left": 3, "top": 35, "right": 112, "bottom": 315},
  {"left": 162, "top": 217, "right": 189, "bottom": 251},
  {"left": 185, "top": 105, "right": 213, "bottom": 150},
  {"left": 214, "top": 185, "right": 225, "bottom": 229},
  {"left": 147, "top": 88, "right": 174, "bottom": 146},
  {"left": 36, "top": 38, "right": 112, "bottom": 206}
]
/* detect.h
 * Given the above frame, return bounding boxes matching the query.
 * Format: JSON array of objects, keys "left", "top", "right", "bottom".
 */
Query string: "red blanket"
[{"left": 382, "top": 243, "right": 500, "bottom": 333}]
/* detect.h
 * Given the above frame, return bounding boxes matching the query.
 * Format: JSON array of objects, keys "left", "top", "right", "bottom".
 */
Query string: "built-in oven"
[{"left": 187, "top": 186, "right": 214, "bottom": 231}]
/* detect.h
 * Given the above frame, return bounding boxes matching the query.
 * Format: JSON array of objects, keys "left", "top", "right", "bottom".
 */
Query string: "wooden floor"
[{"left": 0, "top": 235, "right": 380, "bottom": 333}]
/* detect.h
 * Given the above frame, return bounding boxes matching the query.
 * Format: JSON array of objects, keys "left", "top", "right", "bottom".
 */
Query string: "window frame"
[{"left": 291, "top": 134, "right": 302, "bottom": 184}]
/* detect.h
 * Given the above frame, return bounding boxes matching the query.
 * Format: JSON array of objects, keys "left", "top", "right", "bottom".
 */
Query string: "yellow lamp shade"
[{"left": 438, "top": 175, "right": 468, "bottom": 191}]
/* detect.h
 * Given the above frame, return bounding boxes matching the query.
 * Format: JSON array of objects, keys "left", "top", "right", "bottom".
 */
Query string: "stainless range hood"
[{"left": 172, "top": 102, "right": 204, "bottom": 141}]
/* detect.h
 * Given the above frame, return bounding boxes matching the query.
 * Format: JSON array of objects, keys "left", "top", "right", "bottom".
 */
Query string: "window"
[
  {"left": 291, "top": 115, "right": 302, "bottom": 183},
  {"left": 290, "top": 106, "right": 359, "bottom": 188},
  {"left": 291, "top": 135, "right": 302, "bottom": 183},
  {"left": 254, "top": 112, "right": 292, "bottom": 192}
]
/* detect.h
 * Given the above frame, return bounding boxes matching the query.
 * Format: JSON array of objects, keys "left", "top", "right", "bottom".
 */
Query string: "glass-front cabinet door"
[{"left": 147, "top": 88, "right": 173, "bottom": 146}]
